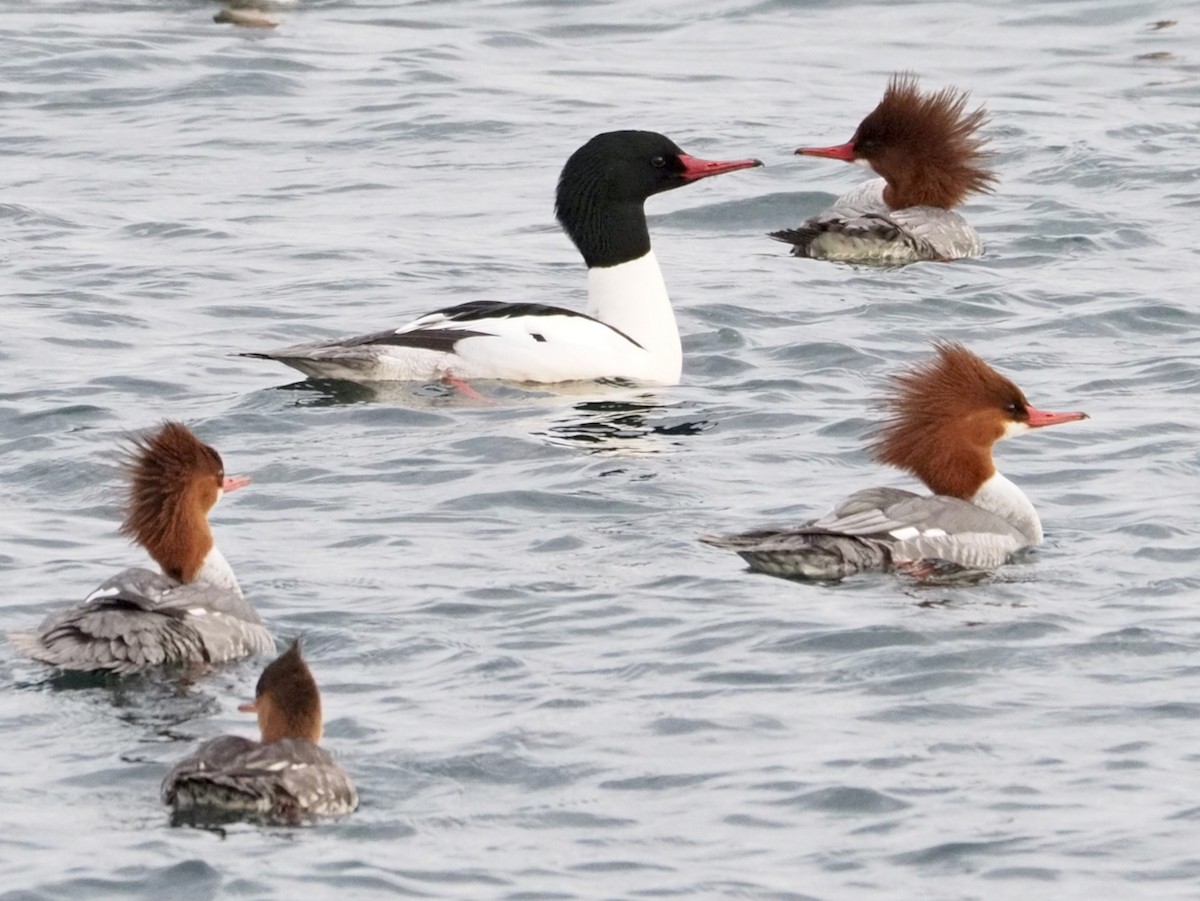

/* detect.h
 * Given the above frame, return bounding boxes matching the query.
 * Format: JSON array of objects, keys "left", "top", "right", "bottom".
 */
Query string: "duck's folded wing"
[
  {"left": 242, "top": 300, "right": 650, "bottom": 383},
  {"left": 271, "top": 739, "right": 358, "bottom": 817},
  {"left": 770, "top": 211, "right": 936, "bottom": 261},
  {"left": 163, "top": 737, "right": 357, "bottom": 819},
  {"left": 810, "top": 489, "right": 1027, "bottom": 570},
  {"left": 768, "top": 180, "right": 979, "bottom": 262},
  {"left": 883, "top": 205, "right": 982, "bottom": 260},
  {"left": 162, "top": 735, "right": 278, "bottom": 813},
  {"left": 701, "top": 488, "right": 1028, "bottom": 578},
  {"left": 8, "top": 569, "right": 272, "bottom": 673}
]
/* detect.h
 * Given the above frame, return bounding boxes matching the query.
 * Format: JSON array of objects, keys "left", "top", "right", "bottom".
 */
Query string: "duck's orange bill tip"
[
  {"left": 677, "top": 154, "right": 764, "bottom": 181},
  {"left": 796, "top": 141, "right": 856, "bottom": 161},
  {"left": 237, "top": 701, "right": 258, "bottom": 714},
  {"left": 224, "top": 475, "right": 253, "bottom": 492},
  {"left": 1026, "top": 407, "right": 1089, "bottom": 428}
]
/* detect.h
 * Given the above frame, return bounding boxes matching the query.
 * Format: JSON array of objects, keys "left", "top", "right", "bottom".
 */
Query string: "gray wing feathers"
[
  {"left": 887, "top": 206, "right": 983, "bottom": 260},
  {"left": 9, "top": 567, "right": 273, "bottom": 673},
  {"left": 809, "top": 487, "right": 925, "bottom": 533},
  {"left": 163, "top": 736, "right": 358, "bottom": 821},
  {"left": 771, "top": 179, "right": 982, "bottom": 262},
  {"left": 241, "top": 340, "right": 392, "bottom": 379},
  {"left": 701, "top": 488, "right": 1029, "bottom": 579}
]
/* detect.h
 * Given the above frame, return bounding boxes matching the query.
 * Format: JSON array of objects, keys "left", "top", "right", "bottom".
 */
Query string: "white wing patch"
[
  {"left": 890, "top": 526, "right": 949, "bottom": 541},
  {"left": 85, "top": 586, "right": 121, "bottom": 603}
]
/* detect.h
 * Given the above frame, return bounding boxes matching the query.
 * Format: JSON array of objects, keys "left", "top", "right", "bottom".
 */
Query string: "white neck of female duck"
[
  {"left": 586, "top": 250, "right": 682, "bottom": 385},
  {"left": 192, "top": 546, "right": 244, "bottom": 596},
  {"left": 970, "top": 471, "right": 1043, "bottom": 544}
]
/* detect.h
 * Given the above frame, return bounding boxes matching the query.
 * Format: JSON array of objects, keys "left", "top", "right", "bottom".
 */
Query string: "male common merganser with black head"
[
  {"left": 8, "top": 422, "right": 273, "bottom": 672},
  {"left": 162, "top": 638, "right": 357, "bottom": 823},
  {"left": 770, "top": 74, "right": 996, "bottom": 264},
  {"left": 701, "top": 343, "right": 1087, "bottom": 580},
  {"left": 244, "top": 130, "right": 762, "bottom": 385}
]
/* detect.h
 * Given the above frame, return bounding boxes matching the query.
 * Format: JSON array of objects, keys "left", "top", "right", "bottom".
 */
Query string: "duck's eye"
[
  {"left": 1005, "top": 402, "right": 1025, "bottom": 417},
  {"left": 651, "top": 155, "right": 666, "bottom": 168}
]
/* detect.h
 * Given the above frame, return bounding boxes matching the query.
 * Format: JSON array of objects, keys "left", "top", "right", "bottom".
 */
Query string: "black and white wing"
[{"left": 242, "top": 300, "right": 649, "bottom": 383}]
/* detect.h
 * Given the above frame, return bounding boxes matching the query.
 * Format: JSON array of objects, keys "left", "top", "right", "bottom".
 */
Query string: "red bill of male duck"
[
  {"left": 242, "top": 130, "right": 762, "bottom": 386},
  {"left": 771, "top": 73, "right": 996, "bottom": 265},
  {"left": 701, "top": 343, "right": 1087, "bottom": 580},
  {"left": 8, "top": 422, "right": 273, "bottom": 672},
  {"left": 162, "top": 638, "right": 357, "bottom": 824}
]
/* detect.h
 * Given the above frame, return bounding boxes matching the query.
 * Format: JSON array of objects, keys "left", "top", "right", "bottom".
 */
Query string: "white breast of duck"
[{"left": 968, "top": 470, "right": 1042, "bottom": 545}]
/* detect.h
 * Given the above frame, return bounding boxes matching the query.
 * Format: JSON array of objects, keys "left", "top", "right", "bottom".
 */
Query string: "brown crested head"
[
  {"left": 845, "top": 72, "right": 996, "bottom": 209},
  {"left": 869, "top": 343, "right": 1036, "bottom": 499},
  {"left": 118, "top": 421, "right": 226, "bottom": 583},
  {"left": 242, "top": 639, "right": 324, "bottom": 745}
]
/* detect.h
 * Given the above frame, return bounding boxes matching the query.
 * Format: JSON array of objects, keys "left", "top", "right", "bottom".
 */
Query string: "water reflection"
[
  {"left": 16, "top": 667, "right": 228, "bottom": 735},
  {"left": 263, "top": 378, "right": 717, "bottom": 453},
  {"left": 269, "top": 378, "right": 454, "bottom": 407},
  {"left": 536, "top": 398, "right": 715, "bottom": 453}
]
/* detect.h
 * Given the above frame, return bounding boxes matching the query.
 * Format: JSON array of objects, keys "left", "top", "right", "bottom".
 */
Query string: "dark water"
[{"left": 2, "top": 1, "right": 1199, "bottom": 898}]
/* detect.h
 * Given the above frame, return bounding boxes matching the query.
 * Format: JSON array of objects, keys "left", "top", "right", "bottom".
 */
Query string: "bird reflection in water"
[
  {"left": 270, "top": 378, "right": 461, "bottom": 408},
  {"left": 267, "top": 379, "right": 713, "bottom": 453},
  {"left": 537, "top": 398, "right": 714, "bottom": 453}
]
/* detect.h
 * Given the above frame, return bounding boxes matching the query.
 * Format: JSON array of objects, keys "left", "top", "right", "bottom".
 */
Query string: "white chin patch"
[
  {"left": 852, "top": 158, "right": 877, "bottom": 174},
  {"left": 1000, "top": 420, "right": 1032, "bottom": 441}
]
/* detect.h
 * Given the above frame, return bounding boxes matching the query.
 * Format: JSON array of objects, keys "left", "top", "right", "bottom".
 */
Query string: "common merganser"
[
  {"left": 243, "top": 130, "right": 762, "bottom": 385},
  {"left": 8, "top": 422, "right": 273, "bottom": 672},
  {"left": 162, "top": 638, "right": 357, "bottom": 823},
  {"left": 770, "top": 73, "right": 996, "bottom": 264},
  {"left": 701, "top": 343, "right": 1087, "bottom": 580}
]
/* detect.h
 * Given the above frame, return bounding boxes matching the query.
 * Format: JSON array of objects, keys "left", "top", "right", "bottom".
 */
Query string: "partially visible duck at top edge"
[
  {"left": 242, "top": 130, "right": 762, "bottom": 386},
  {"left": 701, "top": 343, "right": 1088, "bottom": 581},
  {"left": 8, "top": 422, "right": 273, "bottom": 673},
  {"left": 771, "top": 73, "right": 996, "bottom": 265},
  {"left": 162, "top": 638, "right": 358, "bottom": 824}
]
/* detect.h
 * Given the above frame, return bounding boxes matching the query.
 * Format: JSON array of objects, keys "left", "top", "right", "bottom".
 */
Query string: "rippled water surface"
[{"left": 2, "top": 0, "right": 1199, "bottom": 898}]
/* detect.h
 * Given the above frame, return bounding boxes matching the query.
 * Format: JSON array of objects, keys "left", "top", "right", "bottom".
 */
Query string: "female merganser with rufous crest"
[
  {"left": 244, "top": 130, "right": 762, "bottom": 386},
  {"left": 771, "top": 73, "right": 996, "bottom": 264},
  {"left": 162, "top": 638, "right": 357, "bottom": 824},
  {"left": 701, "top": 344, "right": 1087, "bottom": 580},
  {"left": 8, "top": 422, "right": 273, "bottom": 672}
]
